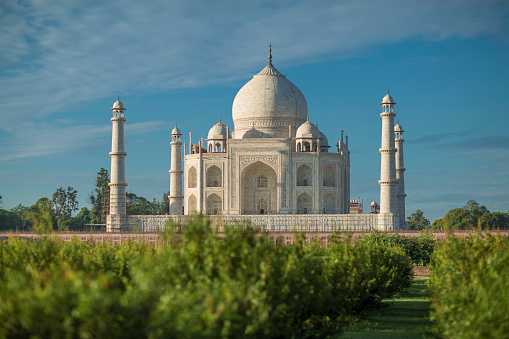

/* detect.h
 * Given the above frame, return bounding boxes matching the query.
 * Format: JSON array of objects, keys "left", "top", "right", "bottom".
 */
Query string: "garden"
[{"left": 0, "top": 216, "right": 507, "bottom": 338}]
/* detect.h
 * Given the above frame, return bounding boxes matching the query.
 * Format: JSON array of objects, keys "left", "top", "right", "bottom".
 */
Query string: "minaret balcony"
[
  {"left": 378, "top": 180, "right": 398, "bottom": 185},
  {"left": 379, "top": 148, "right": 397, "bottom": 153}
]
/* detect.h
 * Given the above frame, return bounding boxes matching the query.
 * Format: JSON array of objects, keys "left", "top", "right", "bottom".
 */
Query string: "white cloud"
[
  {"left": 0, "top": 120, "right": 167, "bottom": 162},
  {"left": 0, "top": 0, "right": 507, "bottom": 160}
]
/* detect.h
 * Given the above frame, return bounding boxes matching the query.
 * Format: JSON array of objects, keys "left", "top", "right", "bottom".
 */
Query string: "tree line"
[
  {"left": 406, "top": 200, "right": 509, "bottom": 230},
  {"left": 0, "top": 168, "right": 170, "bottom": 231}
]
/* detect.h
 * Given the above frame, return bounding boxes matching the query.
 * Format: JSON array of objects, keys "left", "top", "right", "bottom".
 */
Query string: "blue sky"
[{"left": 0, "top": 0, "right": 508, "bottom": 221}]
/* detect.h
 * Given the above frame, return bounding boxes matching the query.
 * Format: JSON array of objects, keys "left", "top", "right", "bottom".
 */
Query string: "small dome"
[
  {"left": 381, "top": 93, "right": 396, "bottom": 104},
  {"left": 207, "top": 121, "right": 229, "bottom": 139},
  {"left": 319, "top": 131, "right": 329, "bottom": 146},
  {"left": 111, "top": 99, "right": 125, "bottom": 110},
  {"left": 394, "top": 123, "right": 404, "bottom": 132},
  {"left": 171, "top": 125, "right": 181, "bottom": 135},
  {"left": 296, "top": 120, "right": 320, "bottom": 138},
  {"left": 371, "top": 201, "right": 378, "bottom": 206}
]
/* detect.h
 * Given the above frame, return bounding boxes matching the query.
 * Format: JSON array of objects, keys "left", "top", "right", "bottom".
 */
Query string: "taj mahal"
[{"left": 106, "top": 47, "right": 407, "bottom": 232}]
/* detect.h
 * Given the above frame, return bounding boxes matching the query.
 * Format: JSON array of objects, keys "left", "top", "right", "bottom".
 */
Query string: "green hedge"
[
  {"left": 0, "top": 216, "right": 413, "bottom": 338},
  {"left": 429, "top": 234, "right": 509, "bottom": 338},
  {"left": 360, "top": 231, "right": 437, "bottom": 266}
]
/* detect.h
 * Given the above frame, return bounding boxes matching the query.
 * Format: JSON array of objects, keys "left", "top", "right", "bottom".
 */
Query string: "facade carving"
[{"left": 239, "top": 155, "right": 278, "bottom": 172}]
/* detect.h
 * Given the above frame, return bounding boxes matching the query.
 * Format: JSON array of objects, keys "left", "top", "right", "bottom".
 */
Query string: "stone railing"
[{"left": 127, "top": 213, "right": 385, "bottom": 232}]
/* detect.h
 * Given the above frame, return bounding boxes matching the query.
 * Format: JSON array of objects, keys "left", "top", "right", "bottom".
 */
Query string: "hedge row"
[
  {"left": 429, "top": 234, "right": 509, "bottom": 338},
  {"left": 359, "top": 231, "right": 437, "bottom": 266},
  {"left": 0, "top": 216, "right": 413, "bottom": 338}
]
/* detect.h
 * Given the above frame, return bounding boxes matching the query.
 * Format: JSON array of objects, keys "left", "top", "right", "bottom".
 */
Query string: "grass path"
[{"left": 341, "top": 277, "right": 434, "bottom": 338}]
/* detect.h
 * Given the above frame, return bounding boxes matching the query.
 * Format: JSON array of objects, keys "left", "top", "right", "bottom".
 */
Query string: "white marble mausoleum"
[{"left": 107, "top": 47, "right": 407, "bottom": 232}]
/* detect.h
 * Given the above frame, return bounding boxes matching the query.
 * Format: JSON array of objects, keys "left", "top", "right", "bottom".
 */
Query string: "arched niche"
[
  {"left": 241, "top": 161, "right": 277, "bottom": 215},
  {"left": 188, "top": 167, "right": 197, "bottom": 188},
  {"left": 206, "top": 165, "right": 222, "bottom": 187},
  {"left": 297, "top": 164, "right": 312, "bottom": 186},
  {"left": 188, "top": 194, "right": 197, "bottom": 214},
  {"left": 297, "top": 193, "right": 312, "bottom": 214},
  {"left": 206, "top": 194, "right": 222, "bottom": 215},
  {"left": 323, "top": 193, "right": 335, "bottom": 213},
  {"left": 323, "top": 165, "right": 335, "bottom": 187}
]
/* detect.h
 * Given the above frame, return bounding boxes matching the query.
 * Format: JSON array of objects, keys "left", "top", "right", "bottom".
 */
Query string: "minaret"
[
  {"left": 379, "top": 91, "right": 399, "bottom": 230},
  {"left": 107, "top": 97, "right": 128, "bottom": 231},
  {"left": 169, "top": 125, "right": 183, "bottom": 215},
  {"left": 395, "top": 122, "right": 407, "bottom": 229}
]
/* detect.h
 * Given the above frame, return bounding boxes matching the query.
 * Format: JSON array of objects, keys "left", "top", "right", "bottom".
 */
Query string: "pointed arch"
[
  {"left": 188, "top": 167, "right": 197, "bottom": 188},
  {"left": 188, "top": 194, "right": 197, "bottom": 214},
  {"left": 324, "top": 193, "right": 335, "bottom": 213},
  {"left": 323, "top": 165, "right": 335, "bottom": 187},
  {"left": 297, "top": 193, "right": 312, "bottom": 214},
  {"left": 206, "top": 194, "right": 222, "bottom": 215},
  {"left": 206, "top": 165, "right": 222, "bottom": 187},
  {"left": 297, "top": 164, "right": 312, "bottom": 186},
  {"left": 241, "top": 161, "right": 277, "bottom": 215}
]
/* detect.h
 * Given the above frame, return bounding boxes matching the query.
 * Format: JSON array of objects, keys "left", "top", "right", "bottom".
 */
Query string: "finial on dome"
[
  {"left": 306, "top": 113, "right": 309, "bottom": 121},
  {"left": 118, "top": 94, "right": 120, "bottom": 100},
  {"left": 219, "top": 115, "right": 221, "bottom": 123},
  {"left": 387, "top": 89, "right": 389, "bottom": 95},
  {"left": 268, "top": 43, "right": 272, "bottom": 65}
]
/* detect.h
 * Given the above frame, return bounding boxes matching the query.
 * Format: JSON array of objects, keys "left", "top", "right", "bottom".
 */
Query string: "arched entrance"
[{"left": 241, "top": 161, "right": 277, "bottom": 214}]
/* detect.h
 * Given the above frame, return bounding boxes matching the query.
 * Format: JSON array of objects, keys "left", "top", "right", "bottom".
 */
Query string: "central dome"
[{"left": 232, "top": 54, "right": 308, "bottom": 138}]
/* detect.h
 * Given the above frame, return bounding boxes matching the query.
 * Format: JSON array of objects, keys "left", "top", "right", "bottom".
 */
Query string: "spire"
[
  {"left": 268, "top": 43, "right": 272, "bottom": 65},
  {"left": 256, "top": 43, "right": 284, "bottom": 76}
]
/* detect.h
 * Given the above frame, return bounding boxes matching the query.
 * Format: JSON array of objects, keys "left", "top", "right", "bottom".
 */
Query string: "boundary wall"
[
  {"left": 122, "top": 213, "right": 396, "bottom": 232},
  {"left": 3, "top": 231, "right": 509, "bottom": 248}
]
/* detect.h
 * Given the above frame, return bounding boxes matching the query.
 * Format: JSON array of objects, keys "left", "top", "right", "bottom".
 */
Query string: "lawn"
[{"left": 341, "top": 277, "right": 434, "bottom": 338}]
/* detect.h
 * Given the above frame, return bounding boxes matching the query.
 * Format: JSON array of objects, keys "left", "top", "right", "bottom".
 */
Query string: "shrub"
[
  {"left": 361, "top": 231, "right": 437, "bottom": 266},
  {"left": 0, "top": 217, "right": 414, "bottom": 338},
  {"left": 429, "top": 234, "right": 509, "bottom": 338}
]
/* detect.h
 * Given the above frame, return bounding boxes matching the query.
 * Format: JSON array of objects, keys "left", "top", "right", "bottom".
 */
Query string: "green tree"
[
  {"left": 90, "top": 168, "right": 109, "bottom": 224},
  {"left": 10, "top": 204, "right": 31, "bottom": 229},
  {"left": 27, "top": 198, "right": 54, "bottom": 232},
  {"left": 432, "top": 201, "right": 508, "bottom": 230},
  {"left": 0, "top": 209, "right": 23, "bottom": 230},
  {"left": 406, "top": 210, "right": 430, "bottom": 230},
  {"left": 52, "top": 187, "right": 79, "bottom": 218},
  {"left": 75, "top": 207, "right": 92, "bottom": 229},
  {"left": 159, "top": 192, "right": 170, "bottom": 215},
  {"left": 126, "top": 193, "right": 160, "bottom": 215}
]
